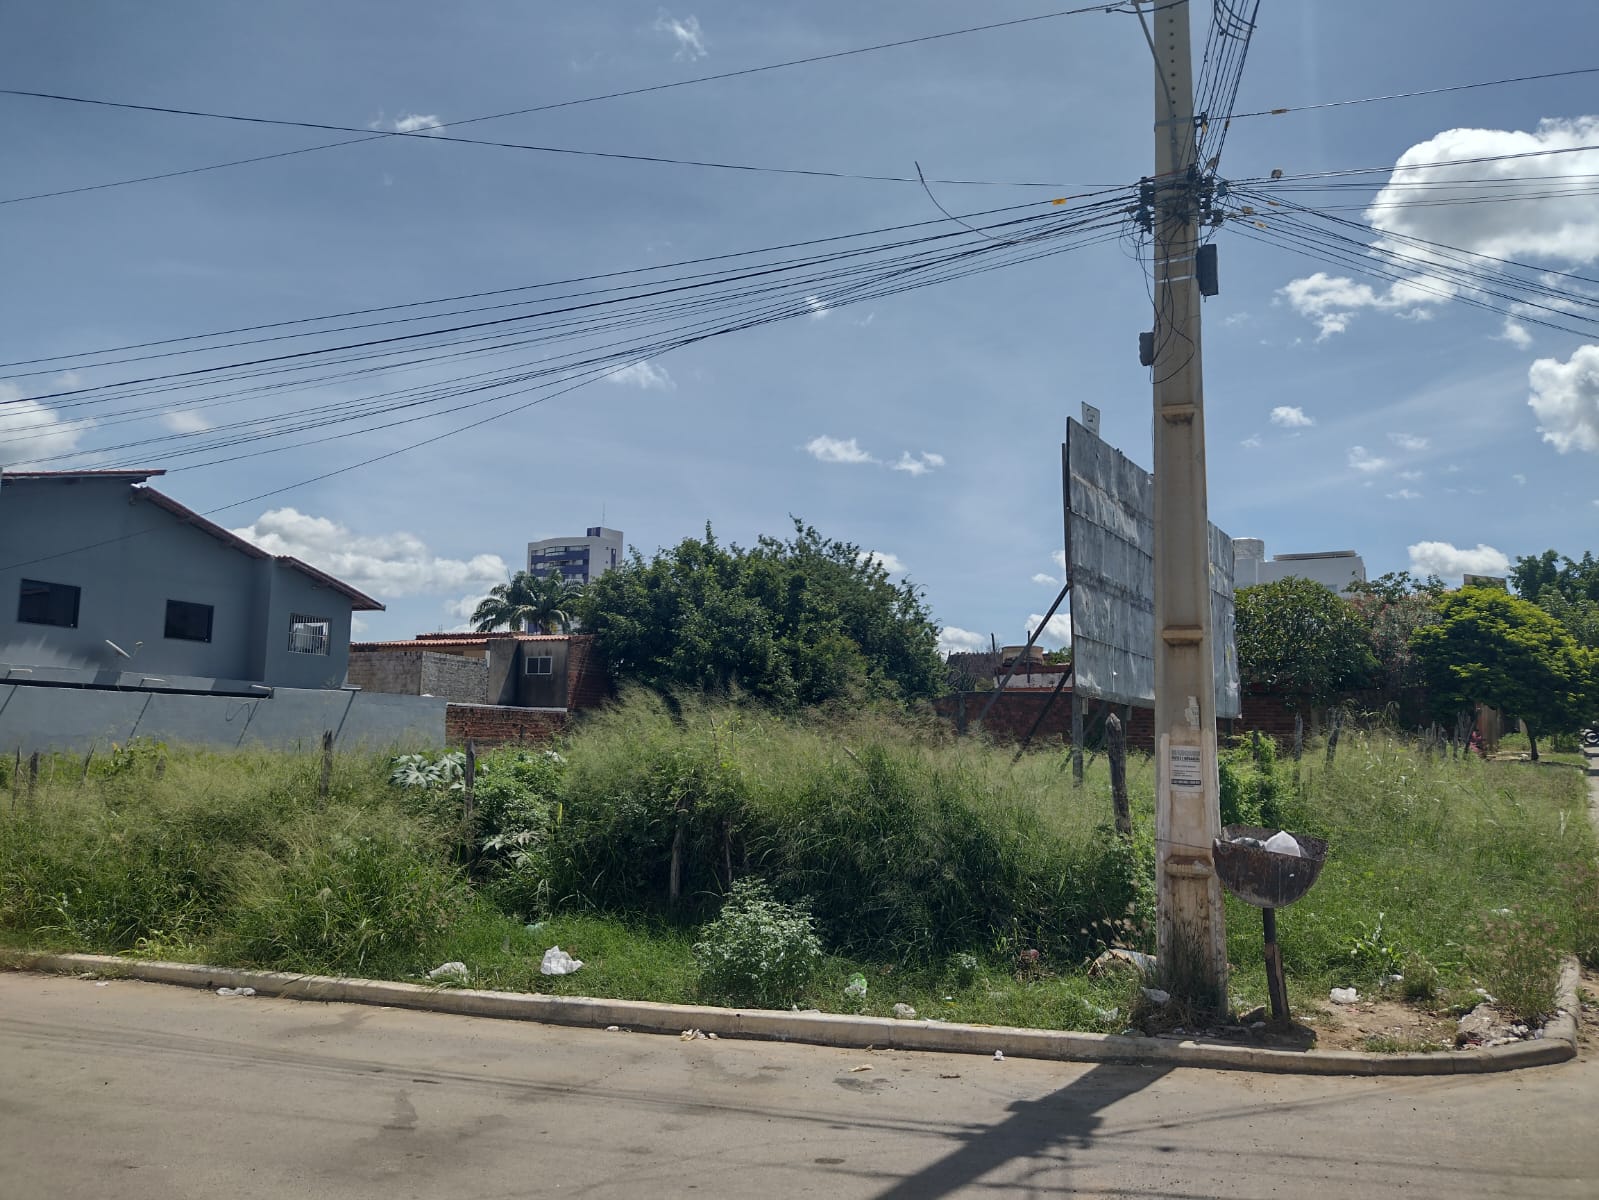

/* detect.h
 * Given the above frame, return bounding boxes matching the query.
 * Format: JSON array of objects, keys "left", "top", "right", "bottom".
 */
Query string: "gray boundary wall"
[{"left": 0, "top": 684, "right": 446, "bottom": 754}]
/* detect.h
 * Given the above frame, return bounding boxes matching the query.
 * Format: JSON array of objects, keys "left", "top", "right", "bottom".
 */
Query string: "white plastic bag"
[
  {"left": 1329, "top": 986, "right": 1359, "bottom": 1005},
  {"left": 1263, "top": 830, "right": 1302, "bottom": 857},
  {"left": 427, "top": 961, "right": 469, "bottom": 982},
  {"left": 540, "top": 946, "right": 584, "bottom": 976}
]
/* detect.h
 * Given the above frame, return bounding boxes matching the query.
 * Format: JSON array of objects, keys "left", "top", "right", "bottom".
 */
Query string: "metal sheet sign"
[{"left": 1063, "top": 418, "right": 1241, "bottom": 719}]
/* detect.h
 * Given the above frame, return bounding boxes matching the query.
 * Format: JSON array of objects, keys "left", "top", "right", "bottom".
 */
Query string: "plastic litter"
[
  {"left": 94, "top": 981, "right": 110, "bottom": 988},
  {"left": 1263, "top": 830, "right": 1302, "bottom": 857},
  {"left": 427, "top": 961, "right": 469, "bottom": 982},
  {"left": 844, "top": 972, "right": 869, "bottom": 1000},
  {"left": 216, "top": 986, "right": 256, "bottom": 997},
  {"left": 893, "top": 1003, "right": 918, "bottom": 1019},
  {"left": 1141, "top": 987, "right": 1172, "bottom": 1006},
  {"left": 539, "top": 946, "right": 584, "bottom": 976},
  {"left": 680, "top": 1028, "right": 711, "bottom": 1041},
  {"left": 605, "top": 1025, "right": 621, "bottom": 1032},
  {"left": 849, "top": 1064, "right": 874, "bottom": 1073},
  {"left": 992, "top": 1050, "right": 1005, "bottom": 1062},
  {"left": 1329, "top": 986, "right": 1359, "bottom": 1004}
]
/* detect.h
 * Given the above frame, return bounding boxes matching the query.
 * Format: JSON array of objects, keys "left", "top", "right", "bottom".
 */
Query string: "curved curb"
[{"left": 1, "top": 950, "right": 1579, "bottom": 1076}]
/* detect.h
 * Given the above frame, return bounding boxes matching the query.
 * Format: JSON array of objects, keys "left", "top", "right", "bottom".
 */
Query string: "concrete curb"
[{"left": 2, "top": 950, "right": 1580, "bottom": 1077}]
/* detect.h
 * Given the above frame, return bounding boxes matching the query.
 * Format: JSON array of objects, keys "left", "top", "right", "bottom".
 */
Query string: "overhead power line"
[
  {"left": 1222, "top": 65, "right": 1599, "bottom": 121},
  {"left": 0, "top": 2, "right": 1147, "bottom": 206}
]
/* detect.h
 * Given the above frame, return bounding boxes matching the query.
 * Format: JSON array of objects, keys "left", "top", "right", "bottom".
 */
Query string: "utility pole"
[{"left": 1146, "top": 0, "right": 1227, "bottom": 1009}]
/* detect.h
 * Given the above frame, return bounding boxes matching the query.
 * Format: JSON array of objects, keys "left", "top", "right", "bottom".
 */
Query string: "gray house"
[{"left": 0, "top": 469, "right": 383, "bottom": 693}]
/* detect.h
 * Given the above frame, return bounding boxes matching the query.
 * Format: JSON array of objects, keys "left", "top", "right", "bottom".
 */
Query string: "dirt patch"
[{"left": 1301, "top": 996, "right": 1457, "bottom": 1053}]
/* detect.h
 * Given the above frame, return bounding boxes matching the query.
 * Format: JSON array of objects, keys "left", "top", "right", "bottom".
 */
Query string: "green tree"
[
  {"left": 471, "top": 572, "right": 584, "bottom": 634},
  {"left": 576, "top": 520, "right": 943, "bottom": 708},
  {"left": 1234, "top": 577, "right": 1376, "bottom": 706},
  {"left": 1511, "top": 549, "right": 1599, "bottom": 651},
  {"left": 1345, "top": 572, "right": 1444, "bottom": 697},
  {"left": 1410, "top": 587, "right": 1593, "bottom": 760}
]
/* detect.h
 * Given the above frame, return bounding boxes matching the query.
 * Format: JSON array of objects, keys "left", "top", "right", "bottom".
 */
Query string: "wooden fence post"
[
  {"left": 27, "top": 751, "right": 39, "bottom": 804},
  {"left": 1107, "top": 713, "right": 1131, "bottom": 837},
  {"left": 1325, "top": 708, "right": 1343, "bottom": 765},
  {"left": 1070, "top": 693, "right": 1085, "bottom": 786},
  {"left": 1292, "top": 713, "right": 1304, "bottom": 761},
  {"left": 318, "top": 730, "right": 334, "bottom": 802}
]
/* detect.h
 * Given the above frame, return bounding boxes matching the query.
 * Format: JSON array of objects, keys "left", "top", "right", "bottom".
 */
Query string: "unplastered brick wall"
[
  {"left": 563, "top": 634, "right": 611, "bottom": 710},
  {"left": 417, "top": 652, "right": 488, "bottom": 703},
  {"left": 446, "top": 703, "right": 568, "bottom": 747},
  {"left": 933, "top": 691, "right": 1158, "bottom": 749}
]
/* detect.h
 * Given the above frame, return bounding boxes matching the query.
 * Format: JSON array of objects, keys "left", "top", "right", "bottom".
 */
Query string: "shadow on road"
[{"left": 873, "top": 1061, "right": 1172, "bottom": 1199}]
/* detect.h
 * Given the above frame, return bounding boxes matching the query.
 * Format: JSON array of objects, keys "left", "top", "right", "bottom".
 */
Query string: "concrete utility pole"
[{"left": 1146, "top": 0, "right": 1227, "bottom": 1009}]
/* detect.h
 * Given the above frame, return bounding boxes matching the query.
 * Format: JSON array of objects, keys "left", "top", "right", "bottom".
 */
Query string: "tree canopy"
[
  {"left": 575, "top": 520, "right": 944, "bottom": 708},
  {"left": 1234, "top": 577, "right": 1376, "bottom": 706},
  {"left": 1345, "top": 572, "right": 1444, "bottom": 697},
  {"left": 1410, "top": 585, "right": 1593, "bottom": 758},
  {"left": 1512, "top": 549, "right": 1599, "bottom": 651},
  {"left": 472, "top": 571, "right": 584, "bottom": 634}
]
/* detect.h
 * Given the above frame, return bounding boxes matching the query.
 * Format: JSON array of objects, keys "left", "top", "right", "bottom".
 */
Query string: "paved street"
[{"left": 3, "top": 970, "right": 1595, "bottom": 1200}]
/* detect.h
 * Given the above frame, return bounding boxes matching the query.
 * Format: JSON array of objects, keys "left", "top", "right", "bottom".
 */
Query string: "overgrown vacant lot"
[{"left": 2, "top": 695, "right": 1594, "bottom": 1034}]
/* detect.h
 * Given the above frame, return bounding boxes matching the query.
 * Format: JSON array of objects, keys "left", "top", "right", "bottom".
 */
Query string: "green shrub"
[{"left": 693, "top": 879, "right": 822, "bottom": 1007}]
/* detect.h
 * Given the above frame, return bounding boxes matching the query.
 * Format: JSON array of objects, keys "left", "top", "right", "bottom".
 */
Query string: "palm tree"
[
  {"left": 471, "top": 571, "right": 584, "bottom": 633},
  {"left": 525, "top": 571, "right": 584, "bottom": 633}
]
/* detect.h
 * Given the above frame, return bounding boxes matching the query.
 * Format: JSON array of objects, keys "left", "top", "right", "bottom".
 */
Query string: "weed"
[
  {"left": 693, "top": 879, "right": 822, "bottom": 1008},
  {"left": 1469, "top": 907, "right": 1563, "bottom": 1023}
]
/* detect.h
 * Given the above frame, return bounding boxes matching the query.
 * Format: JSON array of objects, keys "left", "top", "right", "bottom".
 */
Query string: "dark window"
[
  {"left": 524, "top": 655, "right": 553, "bottom": 676},
  {"left": 18, "top": 579, "right": 80, "bottom": 628},
  {"left": 164, "top": 599, "right": 214, "bottom": 643}
]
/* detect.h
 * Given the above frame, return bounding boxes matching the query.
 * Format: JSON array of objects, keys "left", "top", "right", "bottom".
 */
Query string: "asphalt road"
[{"left": 2, "top": 971, "right": 1596, "bottom": 1199}]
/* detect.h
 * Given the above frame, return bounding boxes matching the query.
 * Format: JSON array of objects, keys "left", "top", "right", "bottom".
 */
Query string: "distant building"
[
  {"left": 1233, "top": 539, "right": 1366, "bottom": 594},
  {"left": 349, "top": 631, "right": 609, "bottom": 711},
  {"left": 527, "top": 526, "right": 623, "bottom": 586},
  {"left": 0, "top": 469, "right": 382, "bottom": 693}
]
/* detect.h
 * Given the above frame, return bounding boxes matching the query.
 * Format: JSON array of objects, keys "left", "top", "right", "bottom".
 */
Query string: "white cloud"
[
  {"left": 890, "top": 451, "right": 944, "bottom": 476},
  {"left": 1512, "top": 473, "right": 1527, "bottom": 486},
  {"left": 52, "top": 371, "right": 82, "bottom": 390},
  {"left": 1026, "top": 613, "right": 1072, "bottom": 649},
  {"left": 1388, "top": 432, "right": 1429, "bottom": 451},
  {"left": 351, "top": 616, "right": 370, "bottom": 636},
  {"left": 230, "top": 508, "right": 509, "bottom": 598},
  {"left": 652, "top": 10, "right": 707, "bottom": 59},
  {"left": 804, "top": 435, "right": 876, "bottom": 465},
  {"left": 1281, "top": 119, "right": 1599, "bottom": 336},
  {"left": 1347, "top": 445, "right": 1389, "bottom": 473},
  {"left": 1408, "top": 540, "right": 1510, "bottom": 580},
  {"left": 938, "top": 625, "right": 989, "bottom": 655},
  {"left": 1385, "top": 488, "right": 1422, "bottom": 501},
  {"left": 161, "top": 410, "right": 212, "bottom": 434},
  {"left": 1031, "top": 573, "right": 1057, "bottom": 585},
  {"left": 1500, "top": 318, "right": 1534, "bottom": 349},
  {"left": 392, "top": 113, "right": 444, "bottom": 135},
  {"left": 1398, "top": 469, "right": 1424, "bottom": 481},
  {"left": 1528, "top": 343, "right": 1599, "bottom": 454},
  {"left": 606, "top": 360, "right": 675, "bottom": 391},
  {"left": 1051, "top": 549, "right": 1067, "bottom": 571},
  {"left": 804, "top": 295, "right": 830, "bottom": 320},
  {"left": 858, "top": 549, "right": 906, "bottom": 575},
  {"left": 1240, "top": 433, "right": 1263, "bottom": 449},
  {"left": 0, "top": 381, "right": 87, "bottom": 465},
  {"left": 1269, "top": 405, "right": 1314, "bottom": 428}
]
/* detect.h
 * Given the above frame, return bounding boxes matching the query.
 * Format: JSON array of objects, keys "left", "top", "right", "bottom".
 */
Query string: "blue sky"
[{"left": 3, "top": 1, "right": 1597, "bottom": 648}]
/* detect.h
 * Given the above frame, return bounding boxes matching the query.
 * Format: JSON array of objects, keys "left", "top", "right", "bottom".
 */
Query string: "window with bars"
[{"left": 287, "top": 613, "right": 331, "bottom": 655}]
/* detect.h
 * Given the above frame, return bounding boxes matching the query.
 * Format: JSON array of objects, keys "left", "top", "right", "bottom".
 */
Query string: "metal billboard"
[{"left": 1063, "top": 418, "right": 1240, "bottom": 719}]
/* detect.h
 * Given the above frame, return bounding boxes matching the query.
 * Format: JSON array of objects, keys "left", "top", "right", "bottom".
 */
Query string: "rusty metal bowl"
[{"left": 1212, "top": 825, "right": 1328, "bottom": 909}]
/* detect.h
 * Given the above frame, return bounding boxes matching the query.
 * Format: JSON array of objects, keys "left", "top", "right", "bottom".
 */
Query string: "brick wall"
[
  {"left": 348, "top": 649, "right": 486, "bottom": 703},
  {"left": 446, "top": 703, "right": 568, "bottom": 747},
  {"left": 564, "top": 634, "right": 611, "bottom": 711},
  {"left": 417, "top": 652, "right": 488, "bottom": 703}
]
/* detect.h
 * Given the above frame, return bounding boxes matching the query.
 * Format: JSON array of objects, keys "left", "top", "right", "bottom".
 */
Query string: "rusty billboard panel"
[{"left": 1063, "top": 418, "right": 1240, "bottom": 719}]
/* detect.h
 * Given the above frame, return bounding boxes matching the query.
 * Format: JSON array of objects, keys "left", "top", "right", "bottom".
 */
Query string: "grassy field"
[{"left": 1, "top": 697, "right": 1593, "bottom": 1031}]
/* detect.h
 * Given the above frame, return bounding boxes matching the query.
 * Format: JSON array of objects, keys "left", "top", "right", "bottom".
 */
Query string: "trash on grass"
[
  {"left": 539, "top": 947, "right": 584, "bottom": 976},
  {"left": 427, "top": 961, "right": 469, "bottom": 982},
  {"left": 893, "top": 1002, "right": 918, "bottom": 1019},
  {"left": 1329, "top": 987, "right": 1359, "bottom": 1004},
  {"left": 1263, "top": 830, "right": 1302, "bottom": 857},
  {"left": 1141, "top": 987, "right": 1171, "bottom": 1006},
  {"left": 844, "top": 972, "right": 869, "bottom": 1000},
  {"left": 216, "top": 986, "right": 256, "bottom": 997}
]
